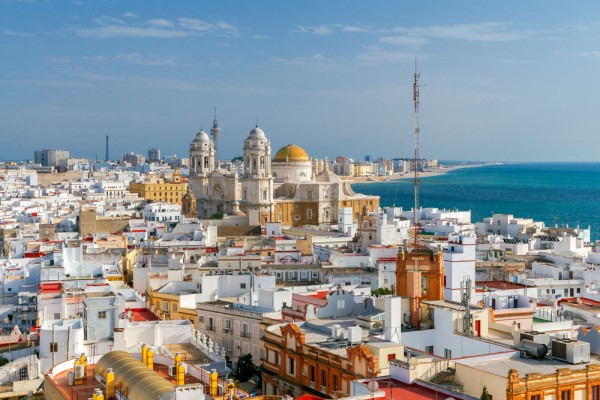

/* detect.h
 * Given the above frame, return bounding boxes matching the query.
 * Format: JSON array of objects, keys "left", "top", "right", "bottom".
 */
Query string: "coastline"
[{"left": 343, "top": 163, "right": 492, "bottom": 184}]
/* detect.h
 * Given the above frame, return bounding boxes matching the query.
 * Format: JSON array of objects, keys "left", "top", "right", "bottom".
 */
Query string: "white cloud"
[
  {"left": 1, "top": 29, "right": 33, "bottom": 37},
  {"left": 76, "top": 25, "right": 191, "bottom": 38},
  {"left": 253, "top": 34, "right": 270, "bottom": 40},
  {"left": 74, "top": 16, "right": 240, "bottom": 39},
  {"left": 378, "top": 36, "right": 428, "bottom": 48},
  {"left": 392, "top": 22, "right": 528, "bottom": 42},
  {"left": 122, "top": 12, "right": 138, "bottom": 18},
  {"left": 292, "top": 24, "right": 369, "bottom": 35},
  {"left": 146, "top": 19, "right": 174, "bottom": 28},
  {"left": 115, "top": 52, "right": 177, "bottom": 66},
  {"left": 356, "top": 47, "right": 416, "bottom": 65},
  {"left": 342, "top": 25, "right": 369, "bottom": 33},
  {"left": 47, "top": 56, "right": 72, "bottom": 64},
  {"left": 272, "top": 52, "right": 336, "bottom": 67},
  {"left": 577, "top": 50, "right": 600, "bottom": 57}
]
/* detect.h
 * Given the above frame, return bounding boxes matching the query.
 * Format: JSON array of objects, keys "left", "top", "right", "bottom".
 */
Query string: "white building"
[
  {"left": 443, "top": 235, "right": 476, "bottom": 303},
  {"left": 144, "top": 202, "right": 182, "bottom": 224},
  {"left": 39, "top": 319, "right": 85, "bottom": 373}
]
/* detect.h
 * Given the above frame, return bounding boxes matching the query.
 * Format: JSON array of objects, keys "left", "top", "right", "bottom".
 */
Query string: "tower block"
[{"left": 396, "top": 248, "right": 444, "bottom": 329}]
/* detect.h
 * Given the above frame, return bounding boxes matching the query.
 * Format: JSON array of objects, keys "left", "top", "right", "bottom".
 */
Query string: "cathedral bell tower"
[{"left": 241, "top": 125, "right": 274, "bottom": 225}]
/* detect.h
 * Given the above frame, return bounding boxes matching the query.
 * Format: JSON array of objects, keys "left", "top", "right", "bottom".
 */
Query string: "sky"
[{"left": 2, "top": 1, "right": 600, "bottom": 163}]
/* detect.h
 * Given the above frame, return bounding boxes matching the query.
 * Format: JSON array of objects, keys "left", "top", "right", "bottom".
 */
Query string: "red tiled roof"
[{"left": 128, "top": 308, "right": 159, "bottom": 321}]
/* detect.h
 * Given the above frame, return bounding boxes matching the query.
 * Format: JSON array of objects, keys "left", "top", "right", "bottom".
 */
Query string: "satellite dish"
[{"left": 367, "top": 381, "right": 379, "bottom": 392}]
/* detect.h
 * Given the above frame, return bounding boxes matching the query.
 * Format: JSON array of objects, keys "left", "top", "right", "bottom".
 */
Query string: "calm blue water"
[{"left": 351, "top": 163, "right": 600, "bottom": 240}]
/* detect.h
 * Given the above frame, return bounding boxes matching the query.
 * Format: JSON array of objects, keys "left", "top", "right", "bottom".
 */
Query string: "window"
[
  {"left": 98, "top": 311, "right": 107, "bottom": 319},
  {"left": 54, "top": 312, "right": 60, "bottom": 319},
  {"left": 421, "top": 276, "right": 428, "bottom": 295},
  {"left": 577, "top": 288, "right": 581, "bottom": 294},
  {"left": 561, "top": 390, "right": 571, "bottom": 400},
  {"left": 288, "top": 357, "right": 295, "bottom": 375},
  {"left": 444, "top": 348, "right": 452, "bottom": 359},
  {"left": 592, "top": 385, "right": 600, "bottom": 400},
  {"left": 530, "top": 395, "right": 541, "bottom": 400},
  {"left": 162, "top": 302, "right": 169, "bottom": 312},
  {"left": 309, "top": 365, "right": 315, "bottom": 382},
  {"left": 50, "top": 342, "right": 58, "bottom": 352},
  {"left": 199, "top": 316, "right": 204, "bottom": 323},
  {"left": 307, "top": 209, "right": 313, "bottom": 219},
  {"left": 425, "top": 345, "right": 433, "bottom": 354},
  {"left": 333, "top": 375, "right": 339, "bottom": 390},
  {"left": 387, "top": 353, "right": 396, "bottom": 361},
  {"left": 240, "top": 283, "right": 247, "bottom": 289}
]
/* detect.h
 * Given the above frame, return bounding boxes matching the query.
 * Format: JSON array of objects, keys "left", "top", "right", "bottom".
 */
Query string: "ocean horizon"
[{"left": 351, "top": 162, "right": 600, "bottom": 241}]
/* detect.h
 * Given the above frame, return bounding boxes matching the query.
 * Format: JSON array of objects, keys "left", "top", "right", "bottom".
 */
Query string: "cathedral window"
[
  {"left": 260, "top": 156, "right": 265, "bottom": 169},
  {"left": 263, "top": 189, "right": 267, "bottom": 200},
  {"left": 307, "top": 209, "right": 313, "bottom": 219},
  {"left": 204, "top": 157, "right": 209, "bottom": 168},
  {"left": 253, "top": 158, "right": 257, "bottom": 170}
]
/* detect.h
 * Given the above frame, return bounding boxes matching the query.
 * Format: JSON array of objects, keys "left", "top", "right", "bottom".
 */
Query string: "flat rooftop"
[{"left": 462, "top": 354, "right": 600, "bottom": 378}]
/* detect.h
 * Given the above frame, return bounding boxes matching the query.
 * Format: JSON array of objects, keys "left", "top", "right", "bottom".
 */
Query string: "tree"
[
  {"left": 480, "top": 385, "right": 491, "bottom": 400},
  {"left": 371, "top": 287, "right": 392, "bottom": 296},
  {"left": 236, "top": 353, "right": 257, "bottom": 382},
  {"left": 232, "top": 156, "right": 243, "bottom": 162}
]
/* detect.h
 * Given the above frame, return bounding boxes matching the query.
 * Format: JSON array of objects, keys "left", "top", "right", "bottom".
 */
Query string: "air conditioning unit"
[
  {"left": 551, "top": 339, "right": 590, "bottom": 364},
  {"left": 74, "top": 364, "right": 85, "bottom": 379},
  {"left": 515, "top": 330, "right": 551, "bottom": 347},
  {"left": 168, "top": 365, "right": 176, "bottom": 376}
]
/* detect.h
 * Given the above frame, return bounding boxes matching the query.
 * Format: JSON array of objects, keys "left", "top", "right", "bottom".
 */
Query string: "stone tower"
[{"left": 241, "top": 126, "right": 274, "bottom": 225}]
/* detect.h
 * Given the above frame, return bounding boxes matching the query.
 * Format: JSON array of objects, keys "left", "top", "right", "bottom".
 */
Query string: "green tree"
[
  {"left": 480, "top": 386, "right": 491, "bottom": 400},
  {"left": 236, "top": 353, "right": 257, "bottom": 382},
  {"left": 371, "top": 287, "right": 392, "bottom": 296},
  {"left": 210, "top": 212, "right": 224, "bottom": 220}
]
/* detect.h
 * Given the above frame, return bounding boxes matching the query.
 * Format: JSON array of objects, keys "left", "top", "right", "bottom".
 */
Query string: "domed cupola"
[
  {"left": 189, "top": 127, "right": 215, "bottom": 176},
  {"left": 243, "top": 125, "right": 271, "bottom": 178}
]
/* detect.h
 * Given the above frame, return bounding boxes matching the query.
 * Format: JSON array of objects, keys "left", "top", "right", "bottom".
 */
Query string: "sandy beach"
[{"left": 342, "top": 163, "right": 490, "bottom": 184}]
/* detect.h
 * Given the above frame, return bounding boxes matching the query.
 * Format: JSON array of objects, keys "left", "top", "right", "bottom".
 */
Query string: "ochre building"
[{"left": 129, "top": 168, "right": 188, "bottom": 205}]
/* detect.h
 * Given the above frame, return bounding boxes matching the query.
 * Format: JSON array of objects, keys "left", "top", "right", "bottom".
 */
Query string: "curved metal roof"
[{"left": 95, "top": 350, "right": 174, "bottom": 400}]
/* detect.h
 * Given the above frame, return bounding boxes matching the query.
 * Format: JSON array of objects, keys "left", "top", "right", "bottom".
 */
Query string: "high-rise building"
[
  {"left": 122, "top": 152, "right": 145, "bottom": 166},
  {"left": 34, "top": 149, "right": 70, "bottom": 169},
  {"left": 148, "top": 148, "right": 161, "bottom": 163}
]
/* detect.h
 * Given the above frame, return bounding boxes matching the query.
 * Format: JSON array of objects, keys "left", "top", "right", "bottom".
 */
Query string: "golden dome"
[{"left": 273, "top": 144, "right": 310, "bottom": 162}]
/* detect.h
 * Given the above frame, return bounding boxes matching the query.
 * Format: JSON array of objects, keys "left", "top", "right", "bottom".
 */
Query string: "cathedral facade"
[{"left": 187, "top": 123, "right": 379, "bottom": 226}]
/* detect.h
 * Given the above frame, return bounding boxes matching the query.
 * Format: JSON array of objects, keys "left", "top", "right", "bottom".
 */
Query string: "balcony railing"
[
  {"left": 241, "top": 331, "right": 252, "bottom": 338},
  {"left": 206, "top": 325, "right": 216, "bottom": 332},
  {"left": 223, "top": 328, "right": 232, "bottom": 334}
]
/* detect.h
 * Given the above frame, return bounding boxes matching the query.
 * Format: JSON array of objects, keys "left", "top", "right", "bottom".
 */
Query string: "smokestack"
[{"left": 105, "top": 135, "right": 109, "bottom": 161}]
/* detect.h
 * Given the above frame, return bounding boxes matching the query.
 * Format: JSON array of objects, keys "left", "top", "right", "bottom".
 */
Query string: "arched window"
[
  {"left": 260, "top": 156, "right": 265, "bottom": 169},
  {"left": 204, "top": 156, "right": 209, "bottom": 168},
  {"left": 253, "top": 158, "right": 257, "bottom": 169}
]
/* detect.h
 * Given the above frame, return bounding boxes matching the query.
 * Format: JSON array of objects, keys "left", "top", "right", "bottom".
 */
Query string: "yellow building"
[
  {"left": 129, "top": 168, "right": 188, "bottom": 205},
  {"left": 147, "top": 286, "right": 197, "bottom": 325}
]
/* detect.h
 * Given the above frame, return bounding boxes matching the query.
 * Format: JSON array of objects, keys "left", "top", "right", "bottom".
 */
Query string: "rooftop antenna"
[
  {"left": 210, "top": 107, "right": 221, "bottom": 169},
  {"left": 413, "top": 58, "right": 421, "bottom": 256},
  {"left": 461, "top": 277, "right": 474, "bottom": 335}
]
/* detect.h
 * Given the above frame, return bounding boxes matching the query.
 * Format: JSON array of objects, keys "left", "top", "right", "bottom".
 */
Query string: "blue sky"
[{"left": 2, "top": 1, "right": 600, "bottom": 162}]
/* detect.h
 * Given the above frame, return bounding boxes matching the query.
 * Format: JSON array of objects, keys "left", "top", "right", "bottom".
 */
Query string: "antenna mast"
[
  {"left": 211, "top": 107, "right": 221, "bottom": 170},
  {"left": 413, "top": 59, "right": 420, "bottom": 250}
]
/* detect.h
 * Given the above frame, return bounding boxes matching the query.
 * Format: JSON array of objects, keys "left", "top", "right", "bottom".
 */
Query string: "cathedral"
[{"left": 187, "top": 121, "right": 379, "bottom": 226}]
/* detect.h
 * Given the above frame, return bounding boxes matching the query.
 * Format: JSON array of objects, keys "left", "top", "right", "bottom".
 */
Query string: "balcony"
[
  {"left": 206, "top": 325, "right": 216, "bottom": 332},
  {"left": 223, "top": 328, "right": 233, "bottom": 334},
  {"left": 241, "top": 331, "right": 252, "bottom": 339}
]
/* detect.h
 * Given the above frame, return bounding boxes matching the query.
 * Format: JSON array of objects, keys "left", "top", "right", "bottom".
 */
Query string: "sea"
[{"left": 351, "top": 163, "right": 600, "bottom": 241}]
